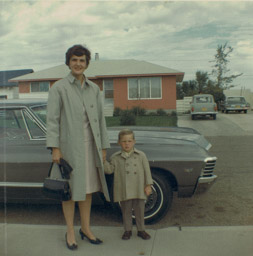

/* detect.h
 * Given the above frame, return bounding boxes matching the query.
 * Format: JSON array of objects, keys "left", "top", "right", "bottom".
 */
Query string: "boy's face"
[{"left": 118, "top": 134, "right": 136, "bottom": 153}]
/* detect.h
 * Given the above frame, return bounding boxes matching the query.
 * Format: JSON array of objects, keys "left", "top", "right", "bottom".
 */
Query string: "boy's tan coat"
[{"left": 104, "top": 148, "right": 153, "bottom": 202}]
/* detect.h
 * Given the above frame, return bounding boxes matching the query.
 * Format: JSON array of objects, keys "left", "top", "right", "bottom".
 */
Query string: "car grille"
[{"left": 202, "top": 157, "right": 217, "bottom": 177}]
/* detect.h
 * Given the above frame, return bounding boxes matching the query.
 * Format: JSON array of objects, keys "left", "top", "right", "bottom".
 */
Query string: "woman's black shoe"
[
  {"left": 79, "top": 228, "right": 103, "bottom": 244},
  {"left": 65, "top": 233, "right": 78, "bottom": 250}
]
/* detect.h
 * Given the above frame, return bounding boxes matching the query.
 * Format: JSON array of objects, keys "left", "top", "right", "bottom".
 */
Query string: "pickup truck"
[{"left": 220, "top": 96, "right": 250, "bottom": 114}]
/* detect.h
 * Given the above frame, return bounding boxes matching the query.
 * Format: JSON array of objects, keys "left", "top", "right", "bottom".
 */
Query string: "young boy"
[{"left": 103, "top": 129, "right": 153, "bottom": 240}]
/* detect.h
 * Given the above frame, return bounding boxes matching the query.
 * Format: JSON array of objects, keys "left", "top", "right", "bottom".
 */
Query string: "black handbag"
[{"left": 42, "top": 161, "right": 72, "bottom": 201}]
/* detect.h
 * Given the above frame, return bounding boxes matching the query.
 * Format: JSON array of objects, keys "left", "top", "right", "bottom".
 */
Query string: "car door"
[{"left": 0, "top": 107, "right": 51, "bottom": 202}]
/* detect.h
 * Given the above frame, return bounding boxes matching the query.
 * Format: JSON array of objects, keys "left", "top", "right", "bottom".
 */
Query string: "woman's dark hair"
[{"left": 65, "top": 44, "right": 91, "bottom": 66}]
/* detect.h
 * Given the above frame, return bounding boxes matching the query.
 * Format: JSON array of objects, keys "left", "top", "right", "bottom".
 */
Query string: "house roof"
[
  {"left": 9, "top": 59, "right": 184, "bottom": 82},
  {"left": 0, "top": 69, "right": 33, "bottom": 87}
]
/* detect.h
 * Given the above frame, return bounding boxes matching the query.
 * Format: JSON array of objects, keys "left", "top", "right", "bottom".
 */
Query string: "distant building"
[
  {"left": 0, "top": 69, "right": 33, "bottom": 99},
  {"left": 9, "top": 59, "right": 184, "bottom": 116}
]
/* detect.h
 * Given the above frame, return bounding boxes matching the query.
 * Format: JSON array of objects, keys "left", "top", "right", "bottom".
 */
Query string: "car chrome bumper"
[
  {"left": 194, "top": 174, "right": 217, "bottom": 194},
  {"left": 191, "top": 112, "right": 218, "bottom": 115},
  {"left": 226, "top": 107, "right": 249, "bottom": 111},
  {"left": 198, "top": 175, "right": 217, "bottom": 184}
]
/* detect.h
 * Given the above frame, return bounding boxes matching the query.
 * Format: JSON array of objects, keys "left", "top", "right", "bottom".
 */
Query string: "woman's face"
[{"left": 69, "top": 55, "right": 87, "bottom": 78}]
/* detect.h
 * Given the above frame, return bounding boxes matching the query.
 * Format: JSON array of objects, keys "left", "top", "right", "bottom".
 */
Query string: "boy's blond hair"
[{"left": 118, "top": 129, "right": 135, "bottom": 141}]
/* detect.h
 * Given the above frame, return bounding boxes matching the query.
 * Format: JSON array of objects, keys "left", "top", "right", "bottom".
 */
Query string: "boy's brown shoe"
[
  {"left": 122, "top": 231, "right": 132, "bottom": 240},
  {"left": 137, "top": 231, "right": 151, "bottom": 240}
]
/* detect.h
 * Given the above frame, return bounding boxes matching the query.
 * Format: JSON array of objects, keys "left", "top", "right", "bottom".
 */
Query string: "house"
[
  {"left": 9, "top": 59, "right": 184, "bottom": 116},
  {"left": 0, "top": 69, "right": 33, "bottom": 99}
]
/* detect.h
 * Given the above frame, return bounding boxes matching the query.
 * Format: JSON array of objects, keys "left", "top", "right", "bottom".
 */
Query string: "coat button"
[
  {"left": 126, "top": 171, "right": 130, "bottom": 174},
  {"left": 94, "top": 119, "right": 97, "bottom": 122},
  {"left": 134, "top": 172, "right": 137, "bottom": 174},
  {"left": 90, "top": 104, "right": 94, "bottom": 108}
]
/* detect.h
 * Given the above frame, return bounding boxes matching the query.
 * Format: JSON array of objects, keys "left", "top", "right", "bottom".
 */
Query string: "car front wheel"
[{"left": 144, "top": 171, "right": 173, "bottom": 224}]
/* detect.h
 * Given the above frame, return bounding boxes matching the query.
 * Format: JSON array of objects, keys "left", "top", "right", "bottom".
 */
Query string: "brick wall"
[{"left": 19, "top": 82, "right": 30, "bottom": 93}]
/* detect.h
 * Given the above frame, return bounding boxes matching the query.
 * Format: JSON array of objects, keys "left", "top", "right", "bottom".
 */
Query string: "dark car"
[
  {"left": 0, "top": 99, "right": 217, "bottom": 223},
  {"left": 220, "top": 96, "right": 250, "bottom": 114}
]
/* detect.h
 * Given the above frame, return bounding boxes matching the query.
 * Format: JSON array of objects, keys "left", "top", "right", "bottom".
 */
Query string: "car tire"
[
  {"left": 191, "top": 115, "right": 195, "bottom": 120},
  {"left": 244, "top": 110, "right": 247, "bottom": 114},
  {"left": 225, "top": 110, "right": 229, "bottom": 114},
  {"left": 144, "top": 171, "right": 173, "bottom": 224},
  {"left": 110, "top": 171, "right": 173, "bottom": 224},
  {"left": 213, "top": 114, "right": 216, "bottom": 120}
]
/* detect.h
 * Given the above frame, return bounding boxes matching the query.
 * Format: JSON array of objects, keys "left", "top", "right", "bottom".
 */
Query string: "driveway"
[{"left": 178, "top": 111, "right": 253, "bottom": 136}]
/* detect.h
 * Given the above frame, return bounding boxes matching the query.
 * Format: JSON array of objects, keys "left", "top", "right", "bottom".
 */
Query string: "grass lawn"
[{"left": 105, "top": 115, "right": 177, "bottom": 127}]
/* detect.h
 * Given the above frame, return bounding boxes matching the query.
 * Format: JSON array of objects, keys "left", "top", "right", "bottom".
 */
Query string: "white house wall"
[
  {"left": 19, "top": 92, "right": 49, "bottom": 99},
  {"left": 0, "top": 87, "right": 19, "bottom": 99}
]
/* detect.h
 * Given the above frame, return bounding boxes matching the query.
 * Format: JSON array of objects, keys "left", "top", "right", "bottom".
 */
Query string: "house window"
[
  {"left": 31, "top": 82, "right": 49, "bottom": 92},
  {"left": 103, "top": 79, "right": 114, "bottom": 99},
  {"left": 128, "top": 77, "right": 161, "bottom": 99}
]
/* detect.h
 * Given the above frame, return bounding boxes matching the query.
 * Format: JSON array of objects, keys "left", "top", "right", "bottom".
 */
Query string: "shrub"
[
  {"left": 156, "top": 108, "right": 167, "bottom": 116},
  {"left": 147, "top": 111, "right": 157, "bottom": 116},
  {"left": 113, "top": 107, "right": 122, "bottom": 116},
  {"left": 120, "top": 110, "right": 136, "bottom": 125},
  {"left": 131, "top": 106, "right": 146, "bottom": 116},
  {"left": 170, "top": 111, "right": 177, "bottom": 117}
]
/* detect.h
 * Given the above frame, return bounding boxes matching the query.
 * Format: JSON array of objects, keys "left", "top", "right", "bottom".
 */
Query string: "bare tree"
[{"left": 210, "top": 42, "right": 242, "bottom": 89}]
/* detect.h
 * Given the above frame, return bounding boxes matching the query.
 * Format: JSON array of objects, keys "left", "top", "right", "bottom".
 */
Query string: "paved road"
[
  {"left": 178, "top": 111, "right": 253, "bottom": 136},
  {"left": 1, "top": 111, "right": 253, "bottom": 229}
]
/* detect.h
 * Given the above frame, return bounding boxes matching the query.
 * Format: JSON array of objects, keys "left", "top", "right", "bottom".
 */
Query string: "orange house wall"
[
  {"left": 114, "top": 76, "right": 176, "bottom": 110},
  {"left": 19, "top": 82, "right": 30, "bottom": 93}
]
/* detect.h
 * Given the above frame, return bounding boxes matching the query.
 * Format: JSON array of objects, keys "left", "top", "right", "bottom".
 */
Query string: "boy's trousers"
[{"left": 120, "top": 199, "right": 145, "bottom": 231}]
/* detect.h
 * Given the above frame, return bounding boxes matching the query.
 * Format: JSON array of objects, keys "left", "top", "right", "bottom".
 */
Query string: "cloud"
[{"left": 0, "top": 1, "right": 252, "bottom": 89}]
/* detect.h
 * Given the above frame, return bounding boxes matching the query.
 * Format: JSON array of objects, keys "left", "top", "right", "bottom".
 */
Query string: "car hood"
[{"left": 108, "top": 126, "right": 211, "bottom": 151}]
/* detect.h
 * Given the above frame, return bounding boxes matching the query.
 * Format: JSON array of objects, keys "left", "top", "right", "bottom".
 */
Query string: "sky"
[{"left": 1, "top": 0, "right": 253, "bottom": 91}]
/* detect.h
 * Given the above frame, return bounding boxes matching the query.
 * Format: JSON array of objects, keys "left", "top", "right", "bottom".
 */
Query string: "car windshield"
[
  {"left": 30, "top": 104, "right": 47, "bottom": 125},
  {"left": 227, "top": 97, "right": 246, "bottom": 104}
]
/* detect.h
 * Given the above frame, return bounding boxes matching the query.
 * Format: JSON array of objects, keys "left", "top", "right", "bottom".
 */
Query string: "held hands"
[
  {"left": 102, "top": 149, "right": 107, "bottom": 162},
  {"left": 145, "top": 185, "right": 152, "bottom": 196},
  {"left": 52, "top": 147, "right": 62, "bottom": 164}
]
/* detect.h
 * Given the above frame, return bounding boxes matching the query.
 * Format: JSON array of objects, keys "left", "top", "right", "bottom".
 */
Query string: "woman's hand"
[
  {"left": 52, "top": 147, "right": 62, "bottom": 164},
  {"left": 144, "top": 185, "right": 152, "bottom": 196}
]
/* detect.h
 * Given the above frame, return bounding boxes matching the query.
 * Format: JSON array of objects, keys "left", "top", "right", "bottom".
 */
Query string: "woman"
[{"left": 46, "top": 44, "right": 110, "bottom": 250}]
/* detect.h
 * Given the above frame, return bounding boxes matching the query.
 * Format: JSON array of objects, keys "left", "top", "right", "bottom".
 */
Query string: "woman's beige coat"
[
  {"left": 104, "top": 148, "right": 153, "bottom": 202},
  {"left": 46, "top": 73, "right": 110, "bottom": 201}
]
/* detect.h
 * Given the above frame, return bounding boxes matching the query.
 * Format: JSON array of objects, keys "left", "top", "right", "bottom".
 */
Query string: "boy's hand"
[
  {"left": 145, "top": 185, "right": 152, "bottom": 196},
  {"left": 102, "top": 149, "right": 107, "bottom": 162}
]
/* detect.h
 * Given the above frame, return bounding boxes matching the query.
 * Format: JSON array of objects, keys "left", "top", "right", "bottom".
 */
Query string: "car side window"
[
  {"left": 0, "top": 109, "right": 45, "bottom": 140},
  {"left": 23, "top": 111, "right": 45, "bottom": 139},
  {"left": 0, "top": 109, "right": 29, "bottom": 140}
]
